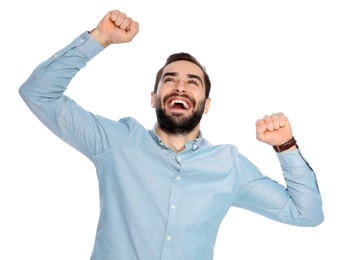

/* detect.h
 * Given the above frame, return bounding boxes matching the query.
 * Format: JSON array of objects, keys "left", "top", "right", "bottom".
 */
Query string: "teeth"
[{"left": 169, "top": 100, "right": 189, "bottom": 109}]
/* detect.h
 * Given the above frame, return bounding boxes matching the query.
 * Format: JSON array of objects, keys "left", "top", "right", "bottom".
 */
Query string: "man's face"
[{"left": 151, "top": 60, "right": 211, "bottom": 135}]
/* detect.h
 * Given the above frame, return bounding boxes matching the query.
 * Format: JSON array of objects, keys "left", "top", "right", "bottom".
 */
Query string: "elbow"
[
  {"left": 310, "top": 213, "right": 325, "bottom": 227},
  {"left": 18, "top": 81, "right": 41, "bottom": 114},
  {"left": 304, "top": 207, "right": 325, "bottom": 227},
  {"left": 19, "top": 79, "right": 41, "bottom": 107},
  {"left": 19, "top": 81, "right": 31, "bottom": 103}
]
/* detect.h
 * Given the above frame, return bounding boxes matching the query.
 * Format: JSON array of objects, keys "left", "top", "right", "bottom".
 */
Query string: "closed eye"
[
  {"left": 164, "top": 76, "right": 175, "bottom": 83},
  {"left": 188, "top": 79, "right": 199, "bottom": 86}
]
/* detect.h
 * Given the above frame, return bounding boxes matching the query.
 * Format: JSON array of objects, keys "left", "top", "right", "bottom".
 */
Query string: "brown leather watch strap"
[{"left": 273, "top": 136, "right": 297, "bottom": 152}]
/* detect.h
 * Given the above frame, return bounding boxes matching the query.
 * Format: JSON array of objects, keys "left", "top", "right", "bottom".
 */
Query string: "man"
[{"left": 19, "top": 9, "right": 324, "bottom": 260}]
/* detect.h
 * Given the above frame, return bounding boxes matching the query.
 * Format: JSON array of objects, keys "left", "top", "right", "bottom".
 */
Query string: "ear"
[
  {"left": 203, "top": 98, "right": 211, "bottom": 114},
  {"left": 151, "top": 92, "right": 156, "bottom": 108}
]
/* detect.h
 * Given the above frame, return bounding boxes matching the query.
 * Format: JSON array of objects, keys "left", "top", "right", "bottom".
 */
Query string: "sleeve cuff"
[
  {"left": 72, "top": 31, "right": 105, "bottom": 61},
  {"left": 276, "top": 148, "right": 312, "bottom": 170}
]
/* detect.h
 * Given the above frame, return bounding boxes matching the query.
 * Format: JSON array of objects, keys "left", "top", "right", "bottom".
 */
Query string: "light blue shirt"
[{"left": 19, "top": 32, "right": 324, "bottom": 260}]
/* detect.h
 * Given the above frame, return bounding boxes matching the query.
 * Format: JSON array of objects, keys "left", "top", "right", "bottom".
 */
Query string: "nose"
[{"left": 173, "top": 79, "right": 186, "bottom": 93}]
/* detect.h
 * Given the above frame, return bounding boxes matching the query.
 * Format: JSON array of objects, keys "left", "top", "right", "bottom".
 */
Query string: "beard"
[{"left": 155, "top": 95, "right": 206, "bottom": 135}]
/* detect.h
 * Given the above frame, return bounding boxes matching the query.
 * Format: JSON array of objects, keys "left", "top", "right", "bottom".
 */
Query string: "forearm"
[
  {"left": 278, "top": 149, "right": 324, "bottom": 226},
  {"left": 19, "top": 32, "right": 103, "bottom": 105},
  {"left": 234, "top": 150, "right": 324, "bottom": 227},
  {"left": 18, "top": 32, "right": 105, "bottom": 157},
  {"left": 19, "top": 31, "right": 104, "bottom": 133}
]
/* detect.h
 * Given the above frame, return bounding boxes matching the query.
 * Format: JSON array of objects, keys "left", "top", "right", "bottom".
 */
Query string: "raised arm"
[
  {"left": 90, "top": 10, "right": 139, "bottom": 47},
  {"left": 18, "top": 9, "right": 139, "bottom": 160},
  {"left": 235, "top": 112, "right": 324, "bottom": 226}
]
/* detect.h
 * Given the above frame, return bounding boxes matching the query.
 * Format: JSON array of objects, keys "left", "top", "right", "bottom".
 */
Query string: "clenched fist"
[
  {"left": 90, "top": 10, "right": 139, "bottom": 47},
  {"left": 255, "top": 112, "right": 295, "bottom": 148}
]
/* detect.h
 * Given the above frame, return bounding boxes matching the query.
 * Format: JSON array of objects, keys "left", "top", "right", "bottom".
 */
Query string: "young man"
[{"left": 19, "top": 9, "right": 324, "bottom": 260}]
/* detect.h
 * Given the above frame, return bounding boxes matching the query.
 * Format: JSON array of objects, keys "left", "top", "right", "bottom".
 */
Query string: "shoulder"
[
  {"left": 201, "top": 138, "right": 239, "bottom": 155},
  {"left": 198, "top": 139, "right": 241, "bottom": 163}
]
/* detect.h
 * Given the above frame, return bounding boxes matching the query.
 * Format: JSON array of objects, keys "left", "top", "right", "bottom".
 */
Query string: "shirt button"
[
  {"left": 167, "top": 236, "right": 172, "bottom": 241},
  {"left": 176, "top": 175, "right": 181, "bottom": 180},
  {"left": 80, "top": 39, "right": 84, "bottom": 43},
  {"left": 171, "top": 205, "right": 176, "bottom": 210}
]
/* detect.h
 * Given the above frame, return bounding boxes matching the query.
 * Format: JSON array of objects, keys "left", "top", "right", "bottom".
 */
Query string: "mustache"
[{"left": 162, "top": 93, "right": 196, "bottom": 107}]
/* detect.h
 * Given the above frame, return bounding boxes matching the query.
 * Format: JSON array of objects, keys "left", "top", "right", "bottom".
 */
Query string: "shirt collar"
[{"left": 149, "top": 124, "right": 204, "bottom": 152}]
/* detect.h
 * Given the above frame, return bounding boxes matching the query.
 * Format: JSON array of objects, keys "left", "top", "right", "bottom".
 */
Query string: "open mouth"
[
  {"left": 166, "top": 96, "right": 193, "bottom": 111},
  {"left": 169, "top": 99, "right": 190, "bottom": 109}
]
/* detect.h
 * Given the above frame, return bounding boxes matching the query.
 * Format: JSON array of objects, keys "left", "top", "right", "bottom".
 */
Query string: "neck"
[{"left": 155, "top": 124, "right": 200, "bottom": 153}]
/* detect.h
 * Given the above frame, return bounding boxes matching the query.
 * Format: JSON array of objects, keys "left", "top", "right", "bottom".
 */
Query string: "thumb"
[{"left": 255, "top": 119, "right": 267, "bottom": 141}]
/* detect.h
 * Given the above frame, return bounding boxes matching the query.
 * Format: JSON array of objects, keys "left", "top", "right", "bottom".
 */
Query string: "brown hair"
[{"left": 153, "top": 52, "right": 211, "bottom": 98}]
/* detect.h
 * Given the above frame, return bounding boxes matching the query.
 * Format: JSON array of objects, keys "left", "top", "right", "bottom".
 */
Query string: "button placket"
[{"left": 161, "top": 166, "right": 182, "bottom": 258}]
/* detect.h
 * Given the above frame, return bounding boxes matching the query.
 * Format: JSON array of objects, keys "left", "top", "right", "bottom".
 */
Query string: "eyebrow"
[{"left": 162, "top": 72, "right": 204, "bottom": 85}]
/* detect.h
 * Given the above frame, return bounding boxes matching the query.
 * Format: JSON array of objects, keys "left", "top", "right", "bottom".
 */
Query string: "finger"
[
  {"left": 277, "top": 112, "right": 287, "bottom": 127},
  {"left": 109, "top": 10, "right": 121, "bottom": 23},
  {"left": 255, "top": 119, "right": 267, "bottom": 133},
  {"left": 263, "top": 115, "right": 275, "bottom": 132},
  {"left": 118, "top": 17, "right": 132, "bottom": 31},
  {"left": 128, "top": 21, "right": 139, "bottom": 35},
  {"left": 115, "top": 13, "right": 127, "bottom": 27},
  {"left": 271, "top": 113, "right": 280, "bottom": 130},
  {"left": 110, "top": 10, "right": 128, "bottom": 27}
]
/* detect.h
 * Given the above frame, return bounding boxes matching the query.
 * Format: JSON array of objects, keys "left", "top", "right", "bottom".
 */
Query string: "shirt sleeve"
[
  {"left": 233, "top": 149, "right": 324, "bottom": 227},
  {"left": 19, "top": 32, "right": 130, "bottom": 160}
]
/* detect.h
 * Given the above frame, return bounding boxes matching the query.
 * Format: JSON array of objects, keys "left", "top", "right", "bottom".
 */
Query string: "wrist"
[
  {"left": 89, "top": 29, "right": 110, "bottom": 48},
  {"left": 273, "top": 136, "right": 298, "bottom": 152}
]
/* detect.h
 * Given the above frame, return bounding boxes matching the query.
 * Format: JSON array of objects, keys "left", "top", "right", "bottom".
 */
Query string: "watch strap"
[{"left": 273, "top": 136, "right": 297, "bottom": 152}]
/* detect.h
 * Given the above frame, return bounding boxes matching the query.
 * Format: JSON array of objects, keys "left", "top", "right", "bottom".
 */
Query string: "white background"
[{"left": 1, "top": 0, "right": 344, "bottom": 259}]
